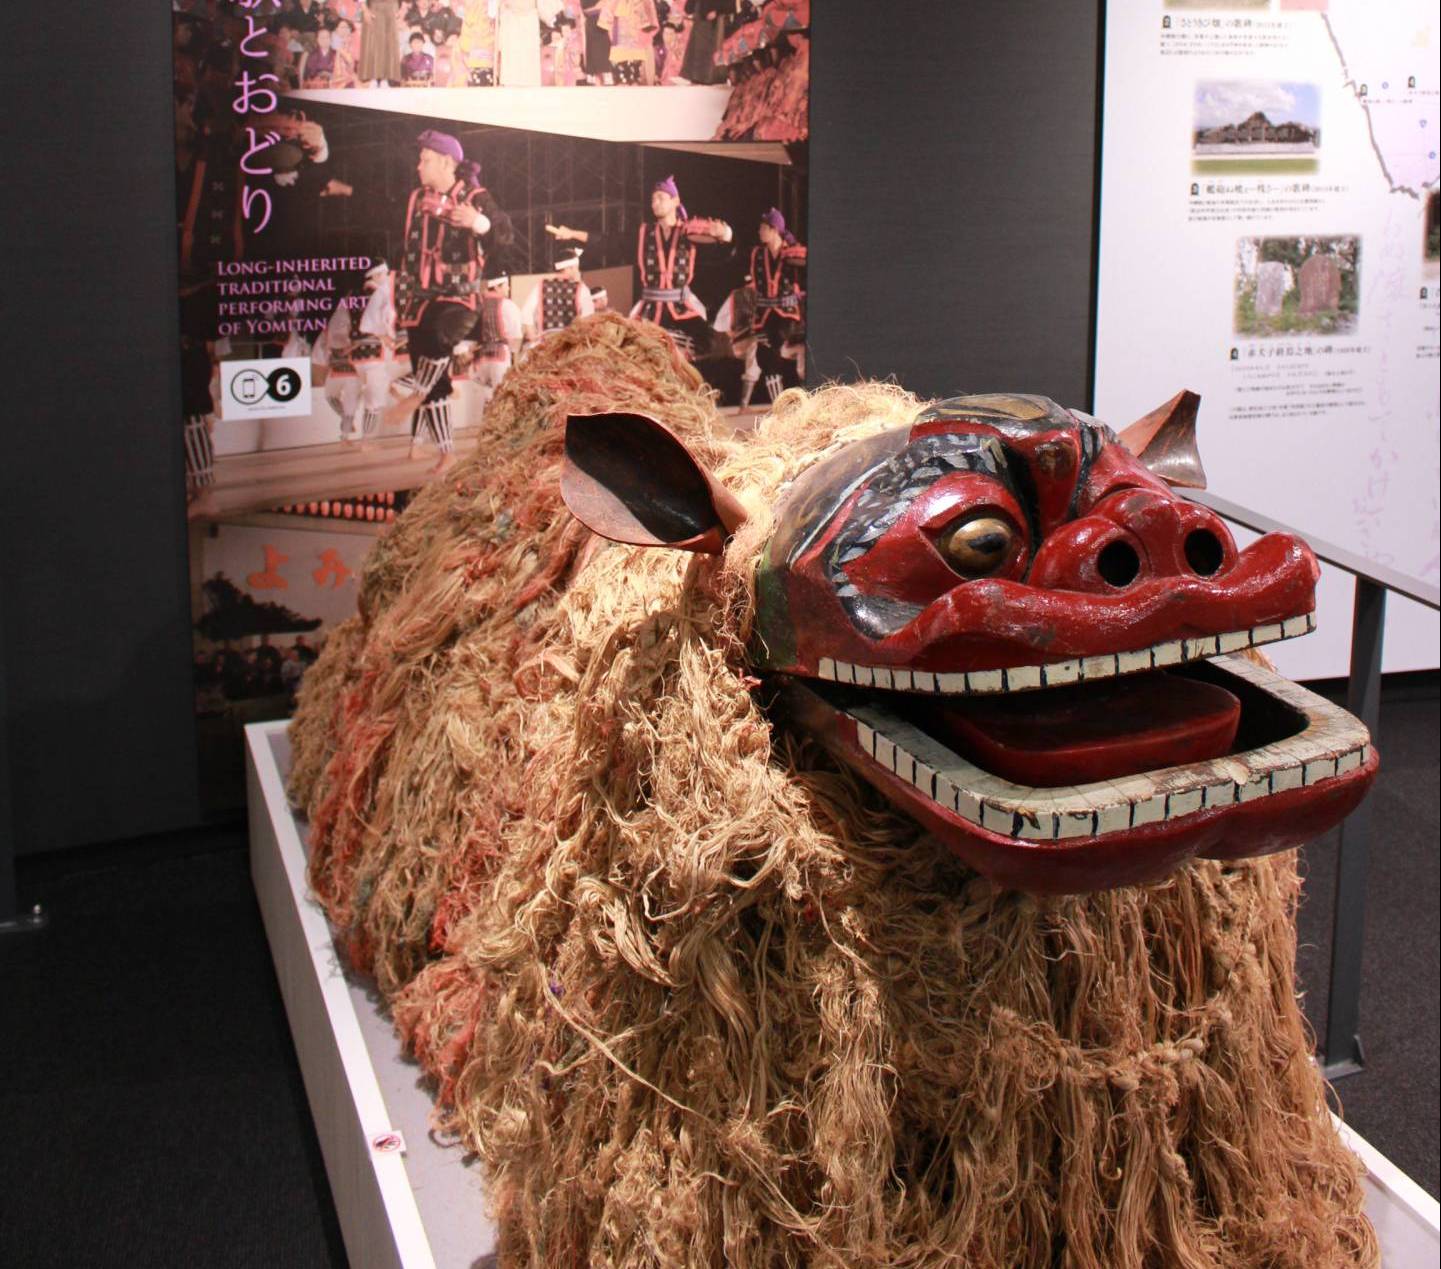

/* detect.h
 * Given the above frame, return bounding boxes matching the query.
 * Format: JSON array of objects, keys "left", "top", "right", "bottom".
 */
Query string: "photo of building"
[{"left": 1192, "top": 81, "right": 1322, "bottom": 173}]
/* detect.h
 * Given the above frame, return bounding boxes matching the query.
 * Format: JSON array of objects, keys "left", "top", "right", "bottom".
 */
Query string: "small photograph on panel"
[
  {"left": 1233, "top": 236, "right": 1360, "bottom": 338},
  {"left": 1192, "top": 82, "right": 1321, "bottom": 175}
]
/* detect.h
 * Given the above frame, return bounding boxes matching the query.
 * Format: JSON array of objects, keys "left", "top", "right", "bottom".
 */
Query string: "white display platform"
[
  {"left": 247, "top": 719, "right": 1440, "bottom": 1267},
  {"left": 248, "top": 721, "right": 496, "bottom": 1269}
]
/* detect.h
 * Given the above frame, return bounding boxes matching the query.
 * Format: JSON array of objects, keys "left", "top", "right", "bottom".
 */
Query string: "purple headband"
[
  {"left": 653, "top": 175, "right": 688, "bottom": 221},
  {"left": 417, "top": 129, "right": 463, "bottom": 164},
  {"left": 762, "top": 207, "right": 797, "bottom": 245}
]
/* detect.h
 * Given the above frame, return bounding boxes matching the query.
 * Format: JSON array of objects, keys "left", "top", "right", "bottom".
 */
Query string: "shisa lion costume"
[
  {"left": 290, "top": 313, "right": 1379, "bottom": 1267},
  {"left": 521, "top": 247, "right": 594, "bottom": 343},
  {"left": 312, "top": 261, "right": 398, "bottom": 444},
  {"left": 462, "top": 272, "right": 524, "bottom": 413}
]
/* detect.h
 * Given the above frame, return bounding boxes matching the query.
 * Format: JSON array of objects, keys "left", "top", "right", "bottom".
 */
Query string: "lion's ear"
[
  {"left": 1118, "top": 389, "right": 1207, "bottom": 490},
  {"left": 561, "top": 412, "right": 747, "bottom": 555}
]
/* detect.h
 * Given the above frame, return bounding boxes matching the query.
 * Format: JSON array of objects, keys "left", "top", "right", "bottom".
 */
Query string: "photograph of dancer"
[
  {"left": 741, "top": 204, "right": 805, "bottom": 405},
  {"left": 389, "top": 128, "right": 515, "bottom": 473},
  {"left": 630, "top": 174, "right": 732, "bottom": 359}
]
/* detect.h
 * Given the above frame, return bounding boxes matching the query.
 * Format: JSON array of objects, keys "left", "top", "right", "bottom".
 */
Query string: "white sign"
[
  {"left": 1094, "top": 1, "right": 1439, "bottom": 678},
  {"left": 219, "top": 357, "right": 311, "bottom": 421}
]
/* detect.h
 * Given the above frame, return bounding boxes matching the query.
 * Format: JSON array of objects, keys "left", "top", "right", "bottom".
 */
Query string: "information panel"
[{"left": 1095, "top": 0, "right": 1438, "bottom": 678}]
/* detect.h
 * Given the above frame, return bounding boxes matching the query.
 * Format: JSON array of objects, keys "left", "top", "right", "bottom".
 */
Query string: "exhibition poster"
[
  {"left": 172, "top": 0, "right": 811, "bottom": 807},
  {"left": 1094, "top": 0, "right": 1439, "bottom": 679}
]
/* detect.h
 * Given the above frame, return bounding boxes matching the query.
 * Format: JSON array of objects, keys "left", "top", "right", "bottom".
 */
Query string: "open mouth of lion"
[{"left": 771, "top": 614, "right": 1377, "bottom": 893}]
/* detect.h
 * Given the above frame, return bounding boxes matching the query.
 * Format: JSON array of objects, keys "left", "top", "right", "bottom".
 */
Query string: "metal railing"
[{"left": 1190, "top": 489, "right": 1441, "bottom": 1079}]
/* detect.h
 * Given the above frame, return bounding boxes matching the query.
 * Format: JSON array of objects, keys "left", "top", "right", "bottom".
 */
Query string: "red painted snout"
[
  {"left": 1029, "top": 490, "right": 1237, "bottom": 594},
  {"left": 873, "top": 529, "right": 1320, "bottom": 673}
]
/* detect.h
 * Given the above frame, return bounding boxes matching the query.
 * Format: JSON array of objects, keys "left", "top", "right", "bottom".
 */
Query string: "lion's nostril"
[
  {"left": 1185, "top": 529, "right": 1225, "bottom": 577},
  {"left": 1097, "top": 540, "right": 1141, "bottom": 587}
]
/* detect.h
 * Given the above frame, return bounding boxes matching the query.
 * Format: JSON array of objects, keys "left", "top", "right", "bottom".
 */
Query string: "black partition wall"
[
  {"left": 808, "top": 2, "right": 1101, "bottom": 407},
  {"left": 4, "top": 7, "right": 200, "bottom": 854},
  {"left": 1, "top": 3, "right": 1103, "bottom": 854}
]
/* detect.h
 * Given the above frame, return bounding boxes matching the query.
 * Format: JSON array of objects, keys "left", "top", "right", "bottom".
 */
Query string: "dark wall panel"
[
  {"left": 809, "top": 2, "right": 1102, "bottom": 408},
  {"left": 2, "top": 9, "right": 201, "bottom": 852}
]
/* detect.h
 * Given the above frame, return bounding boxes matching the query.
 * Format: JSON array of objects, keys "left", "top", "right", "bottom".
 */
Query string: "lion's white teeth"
[{"left": 820, "top": 612, "right": 1315, "bottom": 696}]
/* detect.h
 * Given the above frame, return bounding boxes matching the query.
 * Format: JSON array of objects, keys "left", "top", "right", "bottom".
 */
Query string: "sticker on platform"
[
  {"left": 219, "top": 357, "right": 311, "bottom": 420},
  {"left": 370, "top": 1130, "right": 407, "bottom": 1155}
]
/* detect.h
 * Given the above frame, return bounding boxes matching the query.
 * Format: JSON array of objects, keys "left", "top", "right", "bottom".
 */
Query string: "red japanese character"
[
  {"left": 248, "top": 545, "right": 289, "bottom": 590},
  {"left": 313, "top": 550, "right": 353, "bottom": 590}
]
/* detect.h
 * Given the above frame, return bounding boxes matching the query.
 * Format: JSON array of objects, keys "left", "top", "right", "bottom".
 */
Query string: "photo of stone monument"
[
  {"left": 1193, "top": 82, "right": 1321, "bottom": 174},
  {"left": 1233, "top": 236, "right": 1360, "bottom": 338}
]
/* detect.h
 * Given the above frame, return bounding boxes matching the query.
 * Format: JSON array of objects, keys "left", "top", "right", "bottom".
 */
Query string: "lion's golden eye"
[{"left": 938, "top": 516, "right": 1015, "bottom": 576}]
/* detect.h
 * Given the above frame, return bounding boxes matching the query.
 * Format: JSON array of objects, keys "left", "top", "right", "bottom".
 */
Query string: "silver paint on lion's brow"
[
  {"left": 824, "top": 431, "right": 1012, "bottom": 639},
  {"left": 826, "top": 433, "right": 1007, "bottom": 571}
]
